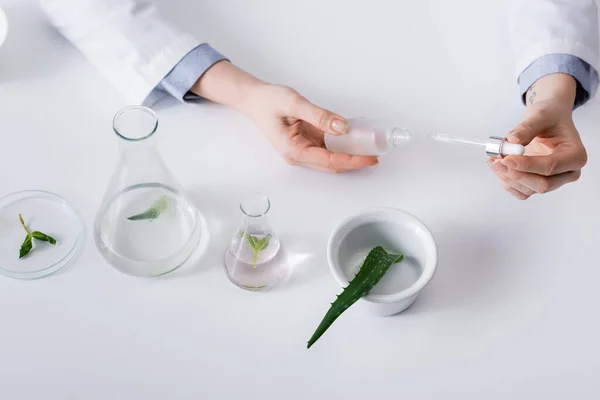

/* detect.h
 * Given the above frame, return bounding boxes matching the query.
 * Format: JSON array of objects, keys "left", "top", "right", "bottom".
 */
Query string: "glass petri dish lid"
[
  {"left": 0, "top": 190, "right": 83, "bottom": 279},
  {"left": 0, "top": 7, "right": 7, "bottom": 49}
]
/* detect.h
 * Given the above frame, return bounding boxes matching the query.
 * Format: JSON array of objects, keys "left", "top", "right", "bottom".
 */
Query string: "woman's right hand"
[
  {"left": 240, "top": 83, "right": 379, "bottom": 173},
  {"left": 192, "top": 61, "right": 378, "bottom": 173}
]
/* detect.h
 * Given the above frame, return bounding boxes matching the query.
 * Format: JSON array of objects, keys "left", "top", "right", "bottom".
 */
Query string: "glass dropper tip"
[
  {"left": 428, "top": 132, "right": 486, "bottom": 147},
  {"left": 429, "top": 133, "right": 453, "bottom": 143}
]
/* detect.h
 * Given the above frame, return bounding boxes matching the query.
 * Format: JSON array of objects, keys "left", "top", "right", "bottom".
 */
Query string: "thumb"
[
  {"left": 506, "top": 110, "right": 554, "bottom": 146},
  {"left": 291, "top": 96, "right": 347, "bottom": 135}
]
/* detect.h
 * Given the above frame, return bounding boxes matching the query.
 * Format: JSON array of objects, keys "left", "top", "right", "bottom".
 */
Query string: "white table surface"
[{"left": 1, "top": 0, "right": 600, "bottom": 398}]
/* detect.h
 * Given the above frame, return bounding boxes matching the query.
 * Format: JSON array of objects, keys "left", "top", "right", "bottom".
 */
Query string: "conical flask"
[
  {"left": 94, "top": 106, "right": 201, "bottom": 277},
  {"left": 224, "top": 193, "right": 285, "bottom": 291}
]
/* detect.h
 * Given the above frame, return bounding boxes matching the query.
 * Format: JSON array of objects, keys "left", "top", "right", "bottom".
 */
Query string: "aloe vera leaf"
[
  {"left": 127, "top": 195, "right": 169, "bottom": 221},
  {"left": 307, "top": 246, "right": 403, "bottom": 349}
]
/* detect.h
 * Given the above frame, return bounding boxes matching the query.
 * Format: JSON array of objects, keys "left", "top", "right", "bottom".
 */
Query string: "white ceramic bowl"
[
  {"left": 327, "top": 207, "right": 437, "bottom": 316},
  {"left": 0, "top": 7, "right": 7, "bottom": 49}
]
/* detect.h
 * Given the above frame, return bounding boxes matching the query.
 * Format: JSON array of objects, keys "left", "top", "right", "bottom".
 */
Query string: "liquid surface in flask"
[
  {"left": 98, "top": 183, "right": 198, "bottom": 263},
  {"left": 224, "top": 231, "right": 282, "bottom": 290}
]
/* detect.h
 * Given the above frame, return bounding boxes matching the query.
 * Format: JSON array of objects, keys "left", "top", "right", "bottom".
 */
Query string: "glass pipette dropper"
[{"left": 429, "top": 133, "right": 525, "bottom": 158}]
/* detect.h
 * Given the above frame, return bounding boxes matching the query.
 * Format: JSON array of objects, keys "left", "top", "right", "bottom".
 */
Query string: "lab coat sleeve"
[
  {"left": 156, "top": 43, "right": 228, "bottom": 104},
  {"left": 509, "top": 0, "right": 600, "bottom": 101},
  {"left": 518, "top": 54, "right": 599, "bottom": 108},
  {"left": 40, "top": 0, "right": 221, "bottom": 106}
]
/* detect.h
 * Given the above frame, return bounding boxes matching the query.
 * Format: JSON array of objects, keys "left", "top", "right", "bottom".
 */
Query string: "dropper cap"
[{"left": 485, "top": 136, "right": 525, "bottom": 158}]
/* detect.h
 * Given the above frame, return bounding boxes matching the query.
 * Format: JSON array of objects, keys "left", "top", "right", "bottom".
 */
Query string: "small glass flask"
[
  {"left": 94, "top": 106, "right": 202, "bottom": 277},
  {"left": 324, "top": 117, "right": 411, "bottom": 156},
  {"left": 224, "top": 193, "right": 284, "bottom": 291}
]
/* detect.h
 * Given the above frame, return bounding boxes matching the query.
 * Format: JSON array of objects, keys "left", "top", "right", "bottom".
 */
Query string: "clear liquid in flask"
[
  {"left": 223, "top": 193, "right": 286, "bottom": 291},
  {"left": 225, "top": 231, "right": 283, "bottom": 290},
  {"left": 96, "top": 183, "right": 200, "bottom": 276}
]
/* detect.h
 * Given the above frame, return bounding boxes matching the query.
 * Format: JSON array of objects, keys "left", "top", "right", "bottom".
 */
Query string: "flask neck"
[
  {"left": 240, "top": 193, "right": 272, "bottom": 233},
  {"left": 386, "top": 128, "right": 412, "bottom": 147},
  {"left": 243, "top": 214, "right": 271, "bottom": 233},
  {"left": 112, "top": 105, "right": 160, "bottom": 161},
  {"left": 118, "top": 135, "right": 157, "bottom": 156},
  {"left": 113, "top": 106, "right": 159, "bottom": 152}
]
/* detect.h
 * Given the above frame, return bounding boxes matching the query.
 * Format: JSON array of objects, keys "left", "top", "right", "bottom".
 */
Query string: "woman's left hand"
[
  {"left": 489, "top": 74, "right": 587, "bottom": 199},
  {"left": 192, "top": 61, "right": 378, "bottom": 173}
]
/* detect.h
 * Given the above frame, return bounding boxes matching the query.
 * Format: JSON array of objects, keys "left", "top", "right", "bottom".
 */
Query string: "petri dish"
[{"left": 0, "top": 190, "right": 83, "bottom": 279}]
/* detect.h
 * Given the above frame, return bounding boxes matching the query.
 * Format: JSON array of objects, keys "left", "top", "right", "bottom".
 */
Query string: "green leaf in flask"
[
  {"left": 127, "top": 195, "right": 169, "bottom": 221},
  {"left": 243, "top": 233, "right": 272, "bottom": 268}
]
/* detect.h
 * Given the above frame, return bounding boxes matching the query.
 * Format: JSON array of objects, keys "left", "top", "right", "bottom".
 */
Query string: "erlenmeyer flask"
[
  {"left": 94, "top": 106, "right": 201, "bottom": 277},
  {"left": 224, "top": 193, "right": 285, "bottom": 291}
]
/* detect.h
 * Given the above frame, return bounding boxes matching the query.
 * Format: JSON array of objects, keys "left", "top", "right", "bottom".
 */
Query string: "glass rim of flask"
[
  {"left": 240, "top": 192, "right": 271, "bottom": 218},
  {"left": 112, "top": 105, "right": 159, "bottom": 142}
]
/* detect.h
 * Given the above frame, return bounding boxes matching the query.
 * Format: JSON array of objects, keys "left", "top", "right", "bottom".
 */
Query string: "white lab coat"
[
  {"left": 509, "top": 0, "right": 599, "bottom": 83},
  {"left": 41, "top": 0, "right": 600, "bottom": 105},
  {"left": 40, "top": 0, "right": 200, "bottom": 105}
]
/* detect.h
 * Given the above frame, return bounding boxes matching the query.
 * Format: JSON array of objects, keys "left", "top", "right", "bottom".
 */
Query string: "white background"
[{"left": 1, "top": 0, "right": 599, "bottom": 399}]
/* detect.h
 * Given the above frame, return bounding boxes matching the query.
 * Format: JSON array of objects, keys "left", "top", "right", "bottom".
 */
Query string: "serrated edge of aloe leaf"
[{"left": 306, "top": 246, "right": 403, "bottom": 349}]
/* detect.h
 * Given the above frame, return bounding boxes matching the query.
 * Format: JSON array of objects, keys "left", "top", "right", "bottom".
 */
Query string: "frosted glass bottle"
[{"left": 324, "top": 118, "right": 411, "bottom": 156}]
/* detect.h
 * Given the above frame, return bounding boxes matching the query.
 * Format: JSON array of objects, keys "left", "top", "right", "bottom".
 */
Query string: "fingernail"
[
  {"left": 509, "top": 131, "right": 523, "bottom": 143},
  {"left": 331, "top": 119, "right": 347, "bottom": 134},
  {"left": 487, "top": 158, "right": 494, "bottom": 165},
  {"left": 501, "top": 158, "right": 517, "bottom": 169}
]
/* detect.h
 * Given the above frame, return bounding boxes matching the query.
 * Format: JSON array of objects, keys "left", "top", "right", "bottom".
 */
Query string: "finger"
[
  {"left": 500, "top": 181, "right": 531, "bottom": 200},
  {"left": 519, "top": 170, "right": 582, "bottom": 194},
  {"left": 501, "top": 147, "right": 586, "bottom": 176},
  {"left": 290, "top": 95, "right": 347, "bottom": 135},
  {"left": 489, "top": 161, "right": 535, "bottom": 197},
  {"left": 500, "top": 164, "right": 582, "bottom": 194},
  {"left": 281, "top": 153, "right": 341, "bottom": 173},
  {"left": 506, "top": 108, "right": 556, "bottom": 146},
  {"left": 301, "top": 123, "right": 327, "bottom": 147},
  {"left": 315, "top": 166, "right": 349, "bottom": 174},
  {"left": 295, "top": 146, "right": 378, "bottom": 171}
]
